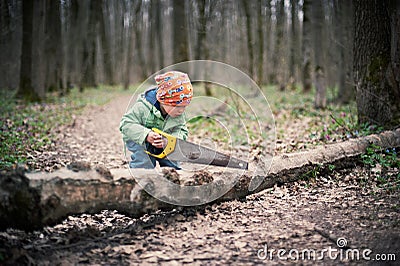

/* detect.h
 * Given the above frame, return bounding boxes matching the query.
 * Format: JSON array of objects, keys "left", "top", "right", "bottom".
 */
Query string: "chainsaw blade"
[{"left": 166, "top": 139, "right": 248, "bottom": 170}]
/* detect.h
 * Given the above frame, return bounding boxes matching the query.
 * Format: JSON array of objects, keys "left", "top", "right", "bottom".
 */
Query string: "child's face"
[{"left": 162, "top": 105, "right": 186, "bottom": 117}]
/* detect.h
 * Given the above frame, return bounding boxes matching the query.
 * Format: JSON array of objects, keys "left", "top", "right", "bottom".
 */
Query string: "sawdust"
[
  {"left": 183, "top": 170, "right": 214, "bottom": 186},
  {"left": 162, "top": 168, "right": 214, "bottom": 186},
  {"left": 66, "top": 161, "right": 92, "bottom": 172},
  {"left": 162, "top": 168, "right": 181, "bottom": 185}
]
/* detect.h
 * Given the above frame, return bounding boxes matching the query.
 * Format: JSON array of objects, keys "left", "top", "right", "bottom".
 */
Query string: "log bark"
[{"left": 1, "top": 129, "right": 400, "bottom": 231}]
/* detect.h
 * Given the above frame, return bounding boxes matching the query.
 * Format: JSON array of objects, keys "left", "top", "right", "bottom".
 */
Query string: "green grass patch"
[
  {"left": 360, "top": 144, "right": 400, "bottom": 191},
  {"left": 0, "top": 86, "right": 129, "bottom": 170},
  {"left": 361, "top": 144, "right": 400, "bottom": 169},
  {"left": 261, "top": 85, "right": 386, "bottom": 145},
  {"left": 189, "top": 83, "right": 270, "bottom": 147}
]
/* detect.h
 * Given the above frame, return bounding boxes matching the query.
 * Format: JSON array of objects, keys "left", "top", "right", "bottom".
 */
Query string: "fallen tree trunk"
[{"left": 1, "top": 128, "right": 399, "bottom": 231}]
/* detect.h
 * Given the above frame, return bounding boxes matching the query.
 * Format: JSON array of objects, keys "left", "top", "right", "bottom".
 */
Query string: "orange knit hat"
[{"left": 155, "top": 71, "right": 193, "bottom": 106}]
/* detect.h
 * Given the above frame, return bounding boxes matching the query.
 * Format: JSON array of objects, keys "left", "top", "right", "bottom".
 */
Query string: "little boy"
[{"left": 120, "top": 71, "right": 193, "bottom": 169}]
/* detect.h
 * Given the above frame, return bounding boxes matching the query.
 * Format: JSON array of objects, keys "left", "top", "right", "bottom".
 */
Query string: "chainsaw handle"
[{"left": 145, "top": 128, "right": 177, "bottom": 159}]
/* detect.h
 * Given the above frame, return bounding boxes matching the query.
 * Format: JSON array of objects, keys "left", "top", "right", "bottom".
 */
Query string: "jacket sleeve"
[
  {"left": 168, "top": 113, "right": 189, "bottom": 140},
  {"left": 119, "top": 102, "right": 152, "bottom": 146}
]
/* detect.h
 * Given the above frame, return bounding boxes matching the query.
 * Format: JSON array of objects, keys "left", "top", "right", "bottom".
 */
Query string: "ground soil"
[{"left": 1, "top": 94, "right": 399, "bottom": 265}]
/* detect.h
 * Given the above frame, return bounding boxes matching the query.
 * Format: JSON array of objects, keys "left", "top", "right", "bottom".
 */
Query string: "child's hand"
[{"left": 146, "top": 131, "right": 167, "bottom": 148}]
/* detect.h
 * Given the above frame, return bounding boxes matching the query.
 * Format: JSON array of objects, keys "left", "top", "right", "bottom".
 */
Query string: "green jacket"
[{"left": 119, "top": 89, "right": 188, "bottom": 146}]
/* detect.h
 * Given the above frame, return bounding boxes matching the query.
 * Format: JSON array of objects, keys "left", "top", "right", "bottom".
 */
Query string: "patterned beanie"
[{"left": 155, "top": 71, "right": 193, "bottom": 106}]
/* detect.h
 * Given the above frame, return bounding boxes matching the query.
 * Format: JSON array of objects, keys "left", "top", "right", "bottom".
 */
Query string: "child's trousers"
[{"left": 126, "top": 140, "right": 181, "bottom": 170}]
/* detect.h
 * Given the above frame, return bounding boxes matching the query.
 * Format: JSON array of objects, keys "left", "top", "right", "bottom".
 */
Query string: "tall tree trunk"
[
  {"left": 389, "top": 0, "right": 400, "bottom": 116},
  {"left": 108, "top": 1, "right": 123, "bottom": 84},
  {"left": 134, "top": 2, "right": 147, "bottom": 81},
  {"left": 149, "top": 0, "right": 157, "bottom": 73},
  {"left": 75, "top": 0, "right": 92, "bottom": 90},
  {"left": 44, "top": 0, "right": 63, "bottom": 93},
  {"left": 194, "top": 0, "right": 206, "bottom": 61},
  {"left": 124, "top": 27, "right": 134, "bottom": 90},
  {"left": 31, "top": 0, "right": 46, "bottom": 98},
  {"left": 81, "top": 0, "right": 98, "bottom": 89},
  {"left": 301, "top": 0, "right": 312, "bottom": 93},
  {"left": 17, "top": 0, "right": 39, "bottom": 101},
  {"left": 123, "top": 1, "right": 135, "bottom": 90},
  {"left": 264, "top": 0, "right": 272, "bottom": 84},
  {"left": 289, "top": 0, "right": 299, "bottom": 90},
  {"left": 272, "top": 0, "right": 285, "bottom": 89},
  {"left": 344, "top": 0, "right": 355, "bottom": 103},
  {"left": 0, "top": 0, "right": 21, "bottom": 90},
  {"left": 354, "top": 0, "right": 393, "bottom": 126},
  {"left": 256, "top": 0, "right": 264, "bottom": 86},
  {"left": 195, "top": 0, "right": 212, "bottom": 96},
  {"left": 155, "top": 0, "right": 164, "bottom": 69},
  {"left": 173, "top": 0, "right": 189, "bottom": 63},
  {"left": 96, "top": 1, "right": 115, "bottom": 85},
  {"left": 333, "top": 0, "right": 344, "bottom": 102},
  {"left": 65, "top": 0, "right": 81, "bottom": 91},
  {"left": 241, "top": 0, "right": 254, "bottom": 80},
  {"left": 313, "top": 0, "right": 326, "bottom": 109},
  {"left": 335, "top": 0, "right": 354, "bottom": 104}
]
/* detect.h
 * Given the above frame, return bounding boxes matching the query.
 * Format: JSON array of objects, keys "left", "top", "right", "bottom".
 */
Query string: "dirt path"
[
  {"left": 31, "top": 94, "right": 132, "bottom": 171},
  {"left": 1, "top": 95, "right": 399, "bottom": 265},
  {"left": 60, "top": 94, "right": 131, "bottom": 168}
]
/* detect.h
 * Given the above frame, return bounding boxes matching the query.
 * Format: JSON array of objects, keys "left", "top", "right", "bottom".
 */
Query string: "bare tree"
[
  {"left": 241, "top": 0, "right": 254, "bottom": 80},
  {"left": 155, "top": 0, "right": 164, "bottom": 69},
  {"left": 31, "top": 0, "right": 46, "bottom": 98},
  {"left": 44, "top": 0, "right": 63, "bottom": 93},
  {"left": 97, "top": 1, "right": 115, "bottom": 85},
  {"left": 264, "top": 0, "right": 272, "bottom": 84},
  {"left": 134, "top": 1, "right": 148, "bottom": 81},
  {"left": 194, "top": 0, "right": 208, "bottom": 61},
  {"left": 109, "top": 1, "right": 127, "bottom": 84},
  {"left": 334, "top": 0, "right": 354, "bottom": 104},
  {"left": 194, "top": 0, "right": 213, "bottom": 96},
  {"left": 173, "top": 0, "right": 189, "bottom": 63},
  {"left": 3, "top": 0, "right": 380, "bottom": 107},
  {"left": 64, "top": 0, "right": 88, "bottom": 91},
  {"left": 81, "top": 0, "right": 98, "bottom": 89},
  {"left": 256, "top": 0, "right": 264, "bottom": 86},
  {"left": 17, "top": 0, "right": 39, "bottom": 101},
  {"left": 0, "top": 0, "right": 21, "bottom": 90},
  {"left": 354, "top": 0, "right": 398, "bottom": 126},
  {"left": 123, "top": 0, "right": 135, "bottom": 90},
  {"left": 271, "top": 0, "right": 285, "bottom": 89},
  {"left": 289, "top": 0, "right": 299, "bottom": 90},
  {"left": 301, "top": 0, "right": 312, "bottom": 93},
  {"left": 148, "top": 0, "right": 157, "bottom": 73},
  {"left": 313, "top": 0, "right": 326, "bottom": 108},
  {"left": 389, "top": 0, "right": 400, "bottom": 114}
]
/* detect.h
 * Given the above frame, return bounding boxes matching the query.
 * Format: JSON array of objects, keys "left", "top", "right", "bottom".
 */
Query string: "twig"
[{"left": 329, "top": 114, "right": 355, "bottom": 137}]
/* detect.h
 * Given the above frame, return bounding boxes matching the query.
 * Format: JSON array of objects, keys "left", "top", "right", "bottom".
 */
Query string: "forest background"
[{"left": 0, "top": 0, "right": 399, "bottom": 170}]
